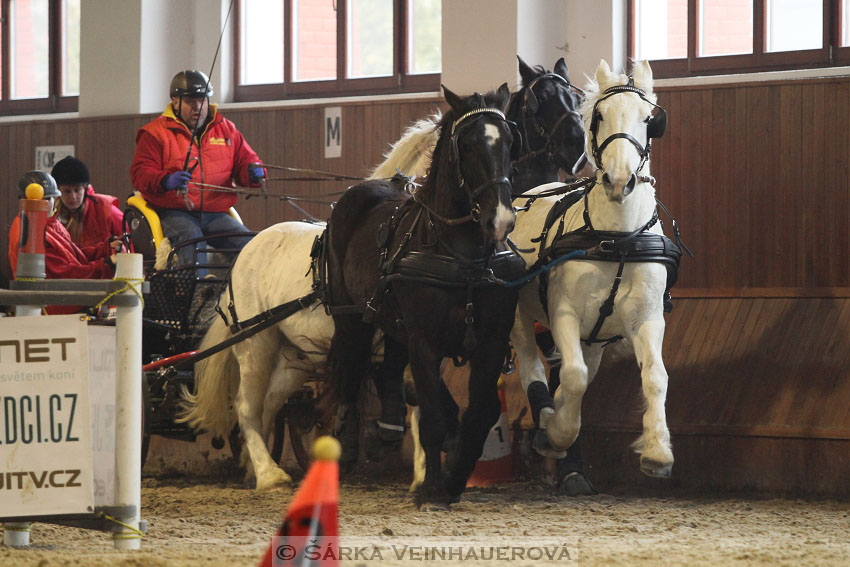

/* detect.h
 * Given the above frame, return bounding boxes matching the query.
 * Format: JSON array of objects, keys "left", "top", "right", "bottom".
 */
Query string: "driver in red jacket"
[{"left": 129, "top": 70, "right": 263, "bottom": 271}]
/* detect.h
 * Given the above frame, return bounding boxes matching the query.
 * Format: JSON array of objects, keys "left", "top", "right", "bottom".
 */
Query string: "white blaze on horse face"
[
  {"left": 484, "top": 123, "right": 500, "bottom": 145},
  {"left": 598, "top": 95, "right": 647, "bottom": 202}
]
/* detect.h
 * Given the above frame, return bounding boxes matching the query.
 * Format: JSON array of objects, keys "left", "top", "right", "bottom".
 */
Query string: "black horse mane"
[{"left": 418, "top": 89, "right": 504, "bottom": 202}]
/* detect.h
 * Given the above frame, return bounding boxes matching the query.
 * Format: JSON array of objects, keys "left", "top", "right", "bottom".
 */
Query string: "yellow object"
[
  {"left": 126, "top": 194, "right": 165, "bottom": 248},
  {"left": 497, "top": 377, "right": 505, "bottom": 389},
  {"left": 126, "top": 194, "right": 243, "bottom": 249},
  {"left": 25, "top": 183, "right": 44, "bottom": 200},
  {"left": 312, "top": 436, "right": 342, "bottom": 462}
]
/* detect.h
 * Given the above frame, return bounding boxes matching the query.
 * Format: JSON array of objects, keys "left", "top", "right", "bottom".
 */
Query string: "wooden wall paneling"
[
  {"left": 777, "top": 84, "right": 802, "bottom": 287},
  {"left": 832, "top": 81, "right": 850, "bottom": 285},
  {"left": 731, "top": 87, "right": 750, "bottom": 288}
]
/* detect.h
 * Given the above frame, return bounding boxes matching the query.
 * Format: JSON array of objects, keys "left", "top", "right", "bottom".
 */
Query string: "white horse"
[
  {"left": 509, "top": 59, "right": 676, "bottom": 477},
  {"left": 180, "top": 221, "right": 334, "bottom": 490}
]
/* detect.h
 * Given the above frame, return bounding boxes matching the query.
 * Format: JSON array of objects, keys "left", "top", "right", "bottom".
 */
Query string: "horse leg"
[
  {"left": 407, "top": 342, "right": 450, "bottom": 511},
  {"left": 232, "top": 336, "right": 292, "bottom": 490},
  {"left": 443, "top": 341, "right": 503, "bottom": 502},
  {"left": 329, "top": 315, "right": 376, "bottom": 470},
  {"left": 372, "top": 335, "right": 408, "bottom": 447},
  {"left": 512, "top": 314, "right": 564, "bottom": 458},
  {"left": 630, "top": 319, "right": 674, "bottom": 478},
  {"left": 408, "top": 406, "right": 425, "bottom": 493},
  {"left": 545, "top": 314, "right": 590, "bottom": 452},
  {"left": 408, "top": 364, "right": 457, "bottom": 493},
  {"left": 553, "top": 345, "right": 600, "bottom": 495}
]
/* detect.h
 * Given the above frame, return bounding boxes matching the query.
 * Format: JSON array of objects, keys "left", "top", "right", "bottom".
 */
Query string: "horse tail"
[
  {"left": 369, "top": 112, "right": 441, "bottom": 180},
  {"left": 177, "top": 315, "right": 239, "bottom": 438}
]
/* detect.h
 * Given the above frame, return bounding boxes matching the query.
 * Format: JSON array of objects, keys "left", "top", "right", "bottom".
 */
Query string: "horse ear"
[
  {"left": 442, "top": 84, "right": 464, "bottom": 113},
  {"left": 517, "top": 55, "right": 535, "bottom": 85},
  {"left": 496, "top": 83, "right": 511, "bottom": 112},
  {"left": 554, "top": 57, "right": 570, "bottom": 82},
  {"left": 595, "top": 59, "right": 613, "bottom": 87},
  {"left": 633, "top": 60, "right": 655, "bottom": 93}
]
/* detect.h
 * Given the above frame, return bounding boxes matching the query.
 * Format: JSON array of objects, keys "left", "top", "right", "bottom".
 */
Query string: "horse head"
[
  {"left": 514, "top": 56, "right": 587, "bottom": 177},
  {"left": 432, "top": 83, "right": 517, "bottom": 245},
  {"left": 584, "top": 59, "right": 666, "bottom": 203}
]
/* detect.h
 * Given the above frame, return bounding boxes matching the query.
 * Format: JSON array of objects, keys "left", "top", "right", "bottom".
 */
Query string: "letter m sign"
[{"left": 325, "top": 107, "right": 342, "bottom": 158}]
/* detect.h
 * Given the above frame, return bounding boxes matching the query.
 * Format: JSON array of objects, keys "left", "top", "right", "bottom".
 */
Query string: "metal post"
[{"left": 112, "top": 253, "right": 143, "bottom": 550}]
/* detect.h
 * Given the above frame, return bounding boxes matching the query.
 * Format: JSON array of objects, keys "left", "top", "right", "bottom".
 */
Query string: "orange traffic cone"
[
  {"left": 259, "top": 436, "right": 341, "bottom": 567},
  {"left": 467, "top": 378, "right": 516, "bottom": 487}
]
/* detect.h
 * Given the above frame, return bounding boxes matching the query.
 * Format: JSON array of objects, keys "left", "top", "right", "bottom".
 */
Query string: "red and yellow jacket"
[{"left": 130, "top": 103, "right": 262, "bottom": 212}]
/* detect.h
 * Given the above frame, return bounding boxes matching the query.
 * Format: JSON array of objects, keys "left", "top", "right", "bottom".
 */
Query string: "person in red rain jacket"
[
  {"left": 8, "top": 171, "right": 120, "bottom": 314},
  {"left": 129, "top": 70, "right": 264, "bottom": 270},
  {"left": 51, "top": 156, "right": 124, "bottom": 255}
]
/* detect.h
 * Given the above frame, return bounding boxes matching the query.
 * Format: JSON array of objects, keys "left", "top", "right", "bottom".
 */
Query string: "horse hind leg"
[
  {"left": 261, "top": 349, "right": 311, "bottom": 464},
  {"left": 328, "top": 314, "right": 377, "bottom": 470},
  {"left": 232, "top": 334, "right": 293, "bottom": 490},
  {"left": 630, "top": 318, "right": 674, "bottom": 478}
]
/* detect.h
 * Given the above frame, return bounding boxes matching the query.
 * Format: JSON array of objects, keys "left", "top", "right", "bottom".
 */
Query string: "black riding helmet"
[
  {"left": 170, "top": 70, "right": 214, "bottom": 99},
  {"left": 18, "top": 170, "right": 59, "bottom": 199}
]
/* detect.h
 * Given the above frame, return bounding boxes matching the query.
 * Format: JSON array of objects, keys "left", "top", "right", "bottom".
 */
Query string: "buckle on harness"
[{"left": 599, "top": 240, "right": 616, "bottom": 252}]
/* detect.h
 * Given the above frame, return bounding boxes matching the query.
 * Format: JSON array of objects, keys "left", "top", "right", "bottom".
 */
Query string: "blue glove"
[
  {"left": 248, "top": 165, "right": 266, "bottom": 184},
  {"left": 163, "top": 170, "right": 192, "bottom": 191}
]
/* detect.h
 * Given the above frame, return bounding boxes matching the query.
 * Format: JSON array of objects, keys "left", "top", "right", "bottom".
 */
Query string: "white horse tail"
[
  {"left": 369, "top": 112, "right": 442, "bottom": 180},
  {"left": 177, "top": 315, "right": 239, "bottom": 438}
]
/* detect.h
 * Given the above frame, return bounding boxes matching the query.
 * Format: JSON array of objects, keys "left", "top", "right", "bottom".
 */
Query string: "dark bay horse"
[{"left": 326, "top": 84, "right": 521, "bottom": 510}]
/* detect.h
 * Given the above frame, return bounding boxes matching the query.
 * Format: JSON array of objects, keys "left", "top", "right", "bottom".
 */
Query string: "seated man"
[
  {"left": 8, "top": 171, "right": 120, "bottom": 315},
  {"left": 51, "top": 155, "right": 124, "bottom": 254},
  {"left": 129, "top": 70, "right": 264, "bottom": 270}
]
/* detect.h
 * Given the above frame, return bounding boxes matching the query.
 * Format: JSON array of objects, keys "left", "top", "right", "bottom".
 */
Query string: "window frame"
[
  {"left": 0, "top": 0, "right": 78, "bottom": 116},
  {"left": 234, "top": 0, "right": 440, "bottom": 102},
  {"left": 628, "top": 0, "right": 850, "bottom": 78}
]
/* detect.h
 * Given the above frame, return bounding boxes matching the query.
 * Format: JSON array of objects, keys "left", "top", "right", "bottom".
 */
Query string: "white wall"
[
  {"left": 441, "top": 0, "right": 519, "bottom": 93},
  {"left": 79, "top": 0, "right": 143, "bottom": 116},
  {"left": 565, "top": 0, "right": 628, "bottom": 86},
  {"left": 517, "top": 0, "right": 569, "bottom": 77}
]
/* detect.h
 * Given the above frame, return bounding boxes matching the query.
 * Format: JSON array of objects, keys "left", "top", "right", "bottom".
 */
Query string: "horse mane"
[{"left": 369, "top": 112, "right": 442, "bottom": 180}]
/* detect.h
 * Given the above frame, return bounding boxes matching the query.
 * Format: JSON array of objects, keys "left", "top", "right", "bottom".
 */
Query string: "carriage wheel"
[
  {"left": 288, "top": 422, "right": 311, "bottom": 472},
  {"left": 270, "top": 408, "right": 287, "bottom": 464}
]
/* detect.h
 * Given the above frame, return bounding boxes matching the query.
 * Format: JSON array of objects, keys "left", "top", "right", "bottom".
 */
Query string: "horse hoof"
[
  {"left": 418, "top": 501, "right": 451, "bottom": 512},
  {"left": 558, "top": 471, "right": 597, "bottom": 496},
  {"left": 255, "top": 468, "right": 293, "bottom": 490},
  {"left": 532, "top": 428, "right": 567, "bottom": 459},
  {"left": 640, "top": 458, "right": 673, "bottom": 479}
]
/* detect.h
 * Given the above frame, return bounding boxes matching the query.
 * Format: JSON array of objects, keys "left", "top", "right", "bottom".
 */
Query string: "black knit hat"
[{"left": 51, "top": 156, "right": 90, "bottom": 185}]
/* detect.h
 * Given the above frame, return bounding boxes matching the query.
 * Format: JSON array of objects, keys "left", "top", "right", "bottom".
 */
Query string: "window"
[
  {"left": 0, "top": 0, "right": 79, "bottom": 115},
  {"left": 629, "top": 0, "right": 846, "bottom": 78},
  {"left": 236, "top": 0, "right": 441, "bottom": 101}
]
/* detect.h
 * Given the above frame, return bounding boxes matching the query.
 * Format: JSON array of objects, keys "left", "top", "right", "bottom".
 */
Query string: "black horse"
[
  {"left": 507, "top": 56, "right": 587, "bottom": 189},
  {"left": 326, "top": 84, "right": 521, "bottom": 510},
  {"left": 507, "top": 57, "right": 595, "bottom": 495}
]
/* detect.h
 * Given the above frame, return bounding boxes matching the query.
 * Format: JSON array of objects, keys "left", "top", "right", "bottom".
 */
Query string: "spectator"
[
  {"left": 129, "top": 69, "right": 263, "bottom": 269},
  {"left": 51, "top": 156, "right": 124, "bottom": 254},
  {"left": 8, "top": 171, "right": 120, "bottom": 314}
]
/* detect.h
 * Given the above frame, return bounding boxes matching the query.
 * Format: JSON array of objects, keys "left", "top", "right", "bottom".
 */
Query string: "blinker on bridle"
[{"left": 589, "top": 77, "right": 667, "bottom": 175}]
